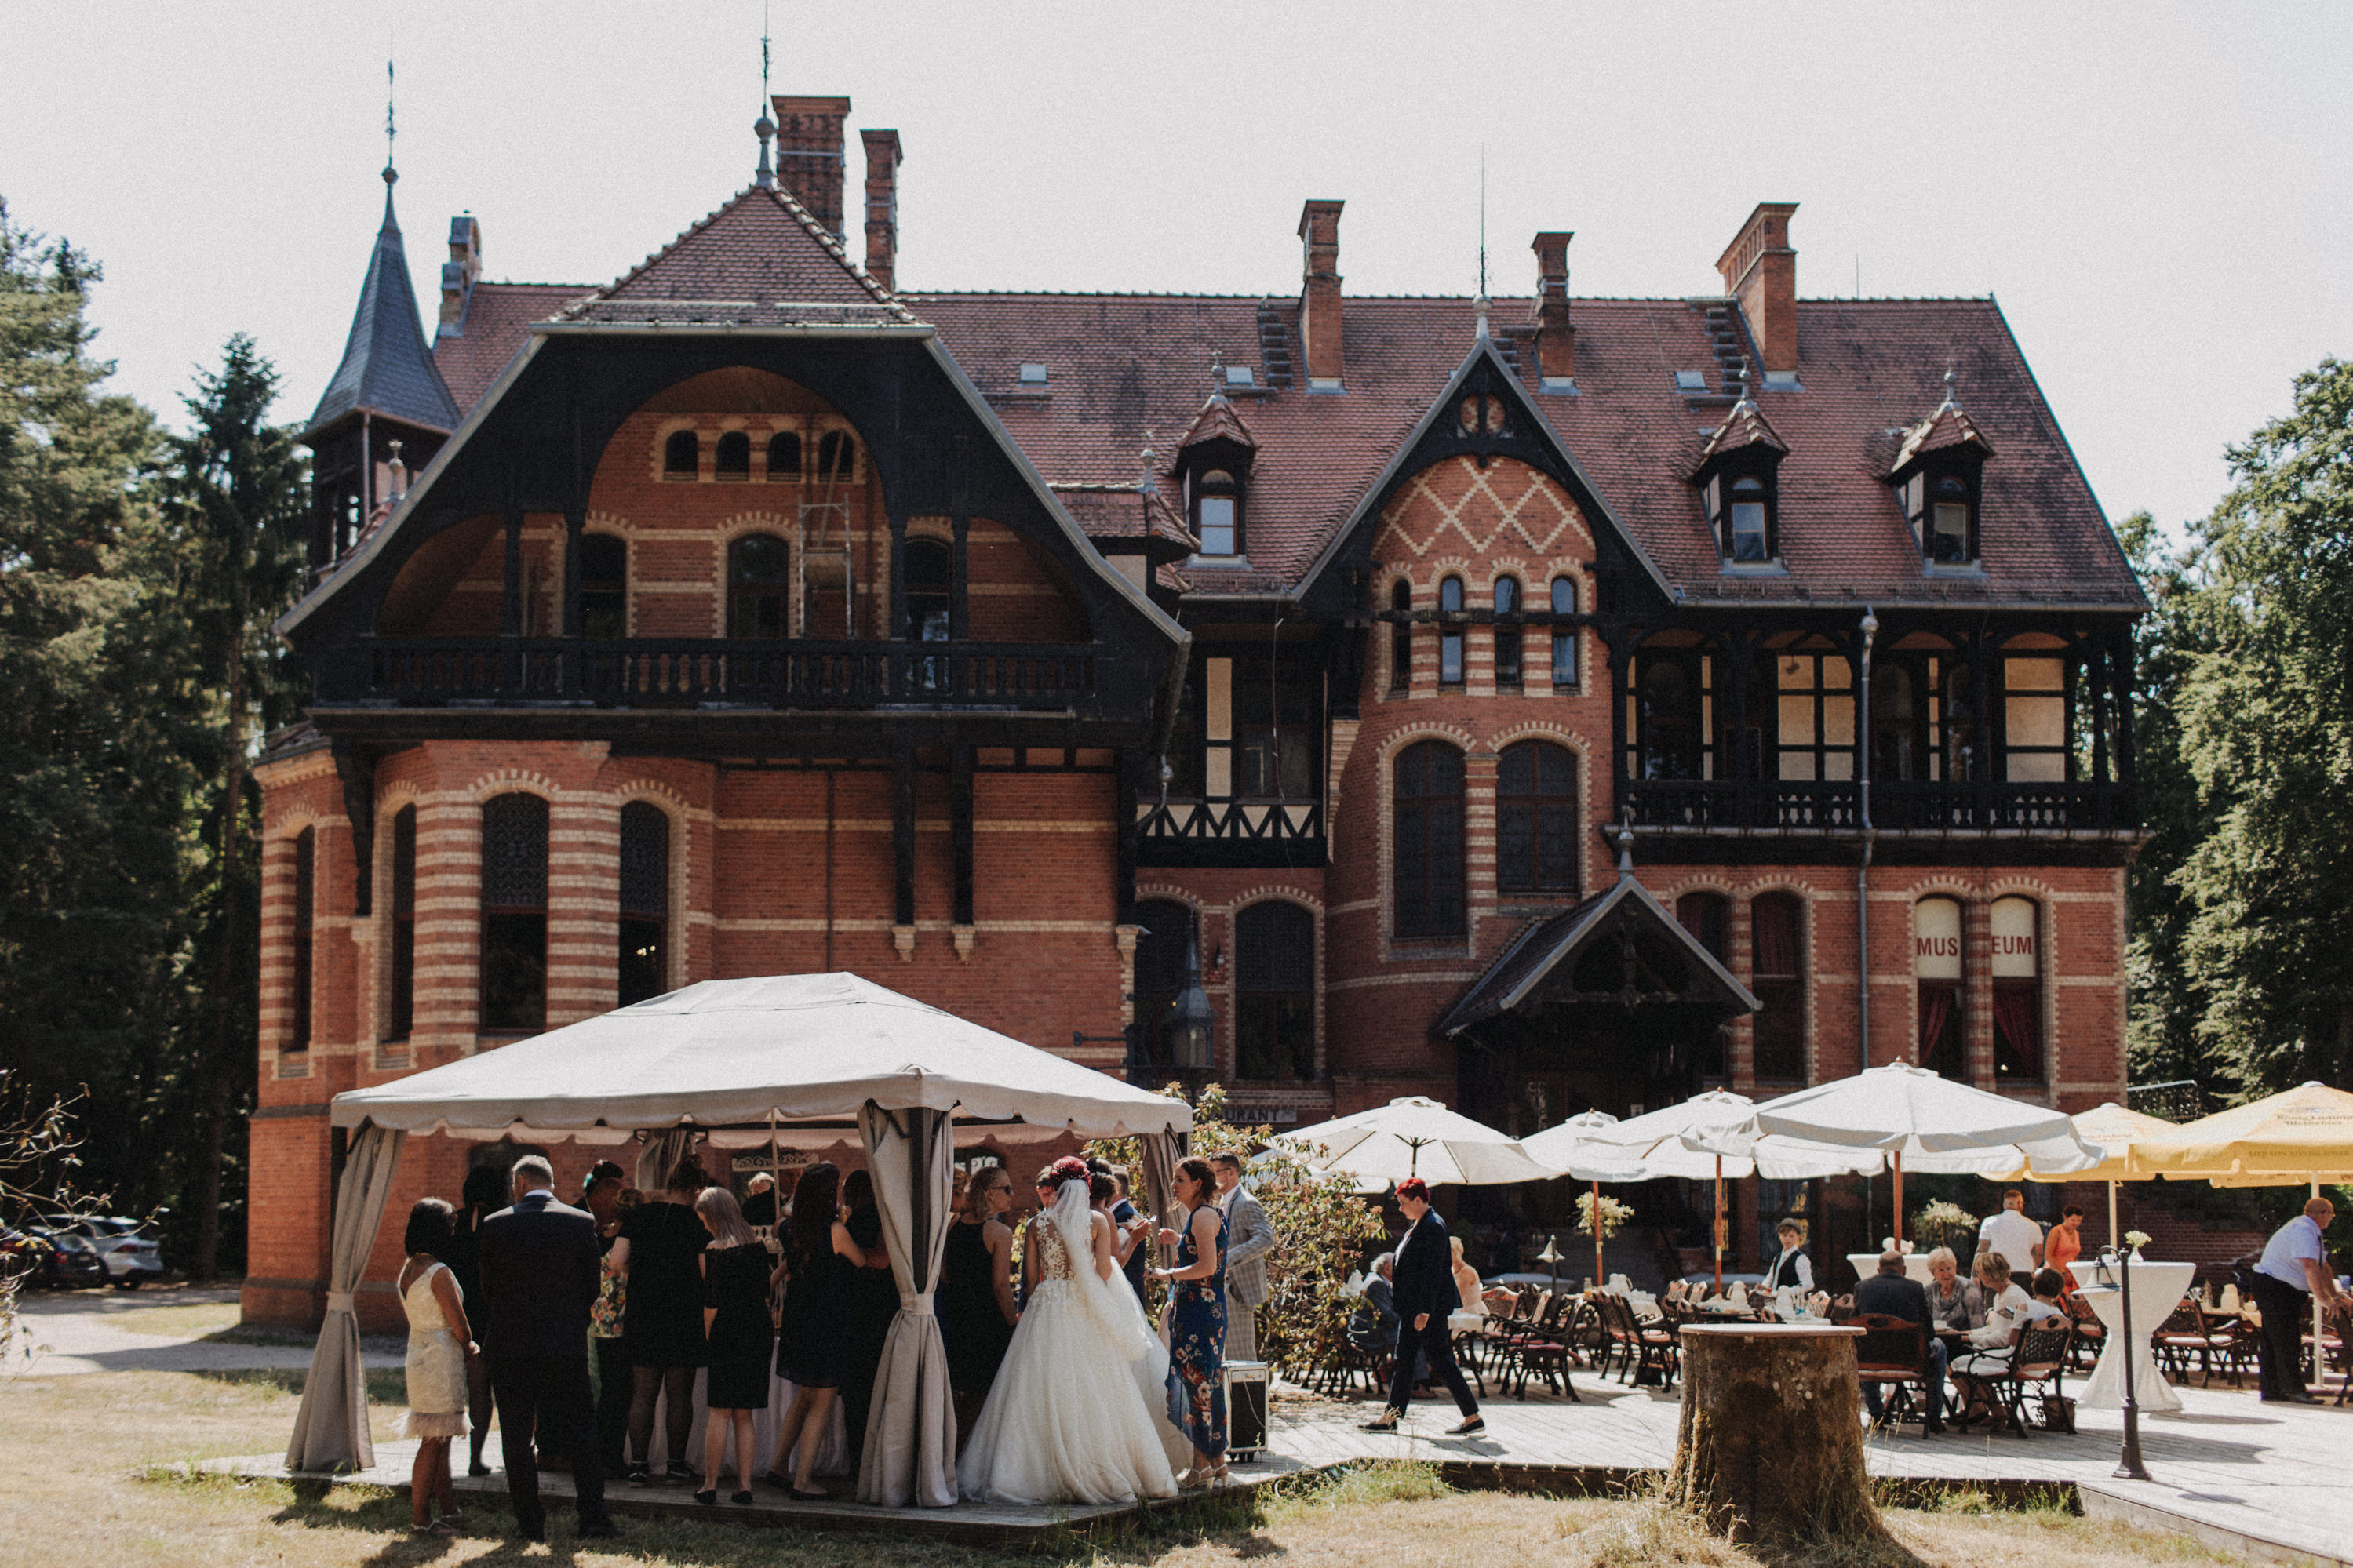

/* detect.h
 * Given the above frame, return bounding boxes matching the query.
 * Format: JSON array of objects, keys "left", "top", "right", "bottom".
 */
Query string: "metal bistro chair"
[
  {"left": 1994, "top": 1321, "right": 2076, "bottom": 1435},
  {"left": 1512, "top": 1294, "right": 1584, "bottom": 1402},
  {"left": 1488, "top": 1289, "right": 1549, "bottom": 1393},
  {"left": 1842, "top": 1313, "right": 1936, "bottom": 1428},
  {"left": 2151, "top": 1297, "right": 2220, "bottom": 1386}
]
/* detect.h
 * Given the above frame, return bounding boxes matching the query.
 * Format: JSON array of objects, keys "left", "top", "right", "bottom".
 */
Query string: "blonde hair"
[
  {"left": 695, "top": 1185, "right": 756, "bottom": 1249},
  {"left": 1449, "top": 1235, "right": 1465, "bottom": 1264},
  {"left": 1925, "top": 1246, "right": 1958, "bottom": 1271},
  {"left": 1974, "top": 1250, "right": 2013, "bottom": 1289}
]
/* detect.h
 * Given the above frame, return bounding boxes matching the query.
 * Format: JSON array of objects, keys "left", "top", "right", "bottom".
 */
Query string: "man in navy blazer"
[
  {"left": 477, "top": 1155, "right": 617, "bottom": 1541},
  {"left": 1362, "top": 1178, "right": 1484, "bottom": 1435}
]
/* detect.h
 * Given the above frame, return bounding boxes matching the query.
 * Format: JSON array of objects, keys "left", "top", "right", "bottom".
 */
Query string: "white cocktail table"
[
  {"left": 1847, "top": 1252, "right": 1933, "bottom": 1286},
  {"left": 2068, "top": 1258, "right": 2195, "bottom": 1413}
]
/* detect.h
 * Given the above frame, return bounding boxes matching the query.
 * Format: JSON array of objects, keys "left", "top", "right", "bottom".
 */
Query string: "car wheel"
[{"left": 115, "top": 1277, "right": 142, "bottom": 1290}]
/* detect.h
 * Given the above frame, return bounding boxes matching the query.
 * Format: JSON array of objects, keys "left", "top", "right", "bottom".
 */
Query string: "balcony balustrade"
[{"left": 1621, "top": 777, "right": 2136, "bottom": 836}]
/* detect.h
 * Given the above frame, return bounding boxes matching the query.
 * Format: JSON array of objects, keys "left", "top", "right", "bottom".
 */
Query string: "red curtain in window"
[
  {"left": 1752, "top": 894, "right": 1800, "bottom": 977},
  {"left": 1918, "top": 986, "right": 1952, "bottom": 1063},
  {"left": 1992, "top": 985, "right": 2041, "bottom": 1078}
]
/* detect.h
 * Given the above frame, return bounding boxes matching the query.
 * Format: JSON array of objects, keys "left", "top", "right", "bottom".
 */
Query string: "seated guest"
[
  {"left": 1949, "top": 1255, "right": 2063, "bottom": 1426},
  {"left": 1765, "top": 1219, "right": 1813, "bottom": 1293},
  {"left": 739, "top": 1172, "right": 779, "bottom": 1230},
  {"left": 1852, "top": 1251, "right": 1945, "bottom": 1434},
  {"left": 1450, "top": 1237, "right": 1484, "bottom": 1321},
  {"left": 1355, "top": 1253, "right": 1401, "bottom": 1350},
  {"left": 1925, "top": 1246, "right": 1970, "bottom": 1332}
]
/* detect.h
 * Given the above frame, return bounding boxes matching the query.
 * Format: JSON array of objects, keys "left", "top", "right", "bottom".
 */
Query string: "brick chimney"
[
  {"left": 439, "top": 215, "right": 481, "bottom": 335},
  {"left": 1529, "top": 231, "right": 1573, "bottom": 381},
  {"left": 771, "top": 94, "right": 851, "bottom": 238},
  {"left": 861, "top": 129, "right": 902, "bottom": 292},
  {"left": 1298, "top": 199, "right": 1345, "bottom": 389},
  {"left": 1715, "top": 202, "right": 1799, "bottom": 374}
]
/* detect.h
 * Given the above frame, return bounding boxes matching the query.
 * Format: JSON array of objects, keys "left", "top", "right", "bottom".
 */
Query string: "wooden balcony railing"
[
  {"left": 1621, "top": 778, "right": 2137, "bottom": 836},
  {"left": 322, "top": 637, "right": 1114, "bottom": 716}
]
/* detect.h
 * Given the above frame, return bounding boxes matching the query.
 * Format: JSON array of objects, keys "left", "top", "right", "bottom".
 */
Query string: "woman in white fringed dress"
[
  {"left": 398, "top": 1198, "right": 476, "bottom": 1535},
  {"left": 955, "top": 1158, "right": 1185, "bottom": 1505}
]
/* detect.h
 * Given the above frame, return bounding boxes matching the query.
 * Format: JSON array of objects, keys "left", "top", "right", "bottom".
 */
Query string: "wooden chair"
[{"left": 1842, "top": 1313, "right": 1934, "bottom": 1427}]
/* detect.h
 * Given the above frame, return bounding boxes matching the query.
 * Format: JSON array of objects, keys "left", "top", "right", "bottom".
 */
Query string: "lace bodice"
[{"left": 1033, "top": 1215, "right": 1077, "bottom": 1282}]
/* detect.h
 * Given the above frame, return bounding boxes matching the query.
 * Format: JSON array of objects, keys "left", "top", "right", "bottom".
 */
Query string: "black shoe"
[
  {"left": 468, "top": 1461, "right": 492, "bottom": 1478},
  {"left": 789, "top": 1486, "right": 832, "bottom": 1503},
  {"left": 1360, "top": 1413, "right": 1401, "bottom": 1432},
  {"left": 1924, "top": 1418, "right": 1946, "bottom": 1435},
  {"left": 730, "top": 1490, "right": 754, "bottom": 1506},
  {"left": 664, "top": 1461, "right": 695, "bottom": 1482},
  {"left": 511, "top": 1526, "right": 547, "bottom": 1544},
  {"left": 579, "top": 1520, "right": 621, "bottom": 1539},
  {"left": 694, "top": 1489, "right": 717, "bottom": 1506},
  {"left": 1446, "top": 1415, "right": 1485, "bottom": 1436},
  {"left": 625, "top": 1464, "right": 653, "bottom": 1486}
]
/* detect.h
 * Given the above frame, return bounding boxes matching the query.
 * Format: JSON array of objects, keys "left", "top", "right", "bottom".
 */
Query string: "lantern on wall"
[{"left": 1170, "top": 933, "right": 1215, "bottom": 1095}]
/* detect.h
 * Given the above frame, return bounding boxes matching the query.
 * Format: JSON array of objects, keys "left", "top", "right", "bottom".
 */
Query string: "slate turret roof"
[{"left": 307, "top": 174, "right": 461, "bottom": 438}]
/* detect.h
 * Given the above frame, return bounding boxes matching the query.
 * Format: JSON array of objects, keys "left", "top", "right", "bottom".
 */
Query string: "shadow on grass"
[{"left": 187, "top": 1364, "right": 410, "bottom": 1406}]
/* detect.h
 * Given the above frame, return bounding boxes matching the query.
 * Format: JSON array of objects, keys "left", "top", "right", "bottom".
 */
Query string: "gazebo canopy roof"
[{"left": 330, "top": 972, "right": 1191, "bottom": 1144}]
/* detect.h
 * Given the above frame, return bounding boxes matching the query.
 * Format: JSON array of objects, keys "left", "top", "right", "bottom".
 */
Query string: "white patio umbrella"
[
  {"left": 1579, "top": 1092, "right": 1878, "bottom": 1289},
  {"left": 1270, "top": 1095, "right": 1554, "bottom": 1188},
  {"left": 1523, "top": 1110, "right": 1648, "bottom": 1288},
  {"left": 1685, "top": 1062, "right": 2103, "bottom": 1247}
]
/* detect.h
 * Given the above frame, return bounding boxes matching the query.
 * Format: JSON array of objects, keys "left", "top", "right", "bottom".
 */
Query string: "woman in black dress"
[
  {"left": 694, "top": 1185, "right": 772, "bottom": 1505},
  {"left": 446, "top": 1165, "right": 506, "bottom": 1476},
  {"left": 837, "top": 1169, "right": 898, "bottom": 1477},
  {"left": 938, "top": 1163, "right": 1019, "bottom": 1442},
  {"left": 611, "top": 1153, "right": 710, "bottom": 1483},
  {"left": 762, "top": 1161, "right": 862, "bottom": 1499}
]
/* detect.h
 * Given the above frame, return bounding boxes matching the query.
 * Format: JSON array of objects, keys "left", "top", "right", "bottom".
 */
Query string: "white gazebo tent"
[{"left": 285, "top": 973, "right": 1193, "bottom": 1508}]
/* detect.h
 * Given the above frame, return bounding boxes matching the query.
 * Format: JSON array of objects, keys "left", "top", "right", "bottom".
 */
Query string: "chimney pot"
[
  {"left": 1530, "top": 231, "right": 1573, "bottom": 382},
  {"left": 861, "top": 128, "right": 903, "bottom": 293},
  {"left": 1297, "top": 199, "right": 1345, "bottom": 388},
  {"left": 1715, "top": 202, "right": 1799, "bottom": 374},
  {"left": 770, "top": 94, "right": 852, "bottom": 238},
  {"left": 439, "top": 215, "right": 481, "bottom": 334}
]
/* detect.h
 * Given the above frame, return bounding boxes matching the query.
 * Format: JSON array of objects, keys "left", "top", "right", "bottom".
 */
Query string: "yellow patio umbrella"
[{"left": 1965, "top": 1101, "right": 2178, "bottom": 1242}]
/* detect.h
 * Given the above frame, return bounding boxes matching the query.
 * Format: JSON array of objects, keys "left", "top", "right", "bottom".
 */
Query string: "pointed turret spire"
[{"left": 305, "top": 158, "right": 460, "bottom": 438}]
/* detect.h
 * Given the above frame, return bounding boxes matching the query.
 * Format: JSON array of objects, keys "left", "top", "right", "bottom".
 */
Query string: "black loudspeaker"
[{"left": 1225, "top": 1360, "right": 1269, "bottom": 1460}]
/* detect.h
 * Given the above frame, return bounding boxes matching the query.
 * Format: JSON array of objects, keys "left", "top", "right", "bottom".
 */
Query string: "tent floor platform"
[{"left": 202, "top": 1445, "right": 1324, "bottom": 1546}]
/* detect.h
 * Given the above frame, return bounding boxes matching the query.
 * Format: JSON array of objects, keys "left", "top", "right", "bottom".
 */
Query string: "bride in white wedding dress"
[{"left": 956, "top": 1160, "right": 1186, "bottom": 1504}]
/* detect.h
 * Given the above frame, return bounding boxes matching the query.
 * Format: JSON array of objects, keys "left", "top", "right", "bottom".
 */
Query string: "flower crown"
[{"left": 1047, "top": 1155, "right": 1092, "bottom": 1188}]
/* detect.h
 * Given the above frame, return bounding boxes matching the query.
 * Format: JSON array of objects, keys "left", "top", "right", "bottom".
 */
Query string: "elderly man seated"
[
  {"left": 1853, "top": 1250, "right": 1947, "bottom": 1435},
  {"left": 1353, "top": 1253, "right": 1401, "bottom": 1351}
]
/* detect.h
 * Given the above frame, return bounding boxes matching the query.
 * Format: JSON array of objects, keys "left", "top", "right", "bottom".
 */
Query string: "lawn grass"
[
  {"left": 0, "top": 1369, "right": 2253, "bottom": 1568},
  {"left": 104, "top": 1301, "right": 246, "bottom": 1338}
]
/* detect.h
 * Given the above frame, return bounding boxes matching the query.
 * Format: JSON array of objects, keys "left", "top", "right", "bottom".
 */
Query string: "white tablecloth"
[
  {"left": 1847, "top": 1253, "right": 1934, "bottom": 1286},
  {"left": 2068, "top": 1259, "right": 2195, "bottom": 1413}
]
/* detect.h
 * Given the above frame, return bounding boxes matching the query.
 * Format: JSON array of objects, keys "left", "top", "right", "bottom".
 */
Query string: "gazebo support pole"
[
  {"left": 1593, "top": 1180, "right": 1604, "bottom": 1290},
  {"left": 1891, "top": 1152, "right": 1904, "bottom": 1250},
  {"left": 2107, "top": 1180, "right": 2118, "bottom": 1256},
  {"left": 1713, "top": 1158, "right": 1725, "bottom": 1293}
]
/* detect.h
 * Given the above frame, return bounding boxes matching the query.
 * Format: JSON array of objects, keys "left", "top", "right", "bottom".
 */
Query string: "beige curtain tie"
[
  {"left": 898, "top": 1291, "right": 935, "bottom": 1315},
  {"left": 324, "top": 1292, "right": 358, "bottom": 1315}
]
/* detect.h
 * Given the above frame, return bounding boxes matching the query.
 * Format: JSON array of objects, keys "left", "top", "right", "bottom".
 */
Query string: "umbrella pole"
[
  {"left": 2107, "top": 1180, "right": 2118, "bottom": 1254},
  {"left": 2316, "top": 1177, "right": 2327, "bottom": 1395},
  {"left": 1592, "top": 1180, "right": 1604, "bottom": 1290},
  {"left": 1712, "top": 1157, "right": 1726, "bottom": 1293},
  {"left": 1892, "top": 1152, "right": 1904, "bottom": 1250}
]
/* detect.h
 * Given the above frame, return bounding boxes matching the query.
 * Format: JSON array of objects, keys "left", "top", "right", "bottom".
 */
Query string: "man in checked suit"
[
  {"left": 1211, "top": 1154, "right": 1279, "bottom": 1362},
  {"left": 477, "top": 1156, "right": 618, "bottom": 1541}
]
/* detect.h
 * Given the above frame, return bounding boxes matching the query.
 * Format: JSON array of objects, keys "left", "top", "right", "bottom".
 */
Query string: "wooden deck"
[{"left": 209, "top": 1373, "right": 2353, "bottom": 1563}]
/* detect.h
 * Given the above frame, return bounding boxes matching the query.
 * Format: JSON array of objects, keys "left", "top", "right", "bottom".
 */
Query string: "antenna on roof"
[
  {"left": 382, "top": 45, "right": 397, "bottom": 188},
  {"left": 753, "top": 3, "right": 776, "bottom": 188}
]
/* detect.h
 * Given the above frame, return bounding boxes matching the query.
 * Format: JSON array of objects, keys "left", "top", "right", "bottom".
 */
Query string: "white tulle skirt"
[{"left": 955, "top": 1276, "right": 1182, "bottom": 1505}]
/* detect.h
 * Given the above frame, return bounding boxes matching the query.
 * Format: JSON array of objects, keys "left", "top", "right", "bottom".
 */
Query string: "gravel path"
[{"left": 6, "top": 1285, "right": 402, "bottom": 1377}]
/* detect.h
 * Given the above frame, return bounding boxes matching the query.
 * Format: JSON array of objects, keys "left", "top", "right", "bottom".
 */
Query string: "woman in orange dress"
[{"left": 2045, "top": 1206, "right": 2085, "bottom": 1289}]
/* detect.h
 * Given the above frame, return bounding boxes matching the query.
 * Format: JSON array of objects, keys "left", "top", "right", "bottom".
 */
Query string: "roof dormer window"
[
  {"left": 1690, "top": 398, "right": 1787, "bottom": 569},
  {"left": 1889, "top": 377, "right": 1994, "bottom": 569},
  {"left": 1195, "top": 469, "right": 1240, "bottom": 557},
  {"left": 1728, "top": 476, "right": 1769, "bottom": 562}
]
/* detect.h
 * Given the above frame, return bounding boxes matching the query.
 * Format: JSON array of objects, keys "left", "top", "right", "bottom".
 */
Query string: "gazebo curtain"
[
  {"left": 635, "top": 1126, "right": 698, "bottom": 1192},
  {"left": 854, "top": 1103, "right": 958, "bottom": 1507},
  {"left": 286, "top": 1124, "right": 406, "bottom": 1472}
]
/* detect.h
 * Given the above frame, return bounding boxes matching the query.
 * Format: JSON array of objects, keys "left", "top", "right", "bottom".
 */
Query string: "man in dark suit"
[
  {"left": 477, "top": 1155, "right": 619, "bottom": 1541},
  {"left": 1362, "top": 1178, "right": 1484, "bottom": 1435},
  {"left": 1852, "top": 1250, "right": 1947, "bottom": 1434}
]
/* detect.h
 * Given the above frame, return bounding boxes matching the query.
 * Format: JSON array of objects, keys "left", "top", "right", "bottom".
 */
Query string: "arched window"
[
  {"left": 766, "top": 430, "right": 802, "bottom": 478},
  {"left": 580, "top": 533, "right": 626, "bottom": 640},
  {"left": 1990, "top": 896, "right": 2042, "bottom": 1082},
  {"left": 715, "top": 431, "right": 752, "bottom": 480},
  {"left": 1728, "top": 475, "right": 1770, "bottom": 562},
  {"left": 480, "top": 793, "right": 548, "bottom": 1034},
  {"left": 1235, "top": 901, "right": 1314, "bottom": 1081},
  {"left": 1195, "top": 468, "right": 1240, "bottom": 557},
  {"left": 1677, "top": 892, "right": 1731, "bottom": 1079},
  {"left": 1914, "top": 896, "right": 1965, "bottom": 1078},
  {"left": 1388, "top": 580, "right": 1411, "bottom": 693},
  {"left": 1751, "top": 891, "right": 1805, "bottom": 1080},
  {"left": 1132, "top": 900, "right": 1196, "bottom": 1072},
  {"left": 816, "top": 430, "right": 856, "bottom": 481},
  {"left": 1550, "top": 577, "right": 1578, "bottom": 687},
  {"left": 904, "top": 538, "right": 953, "bottom": 691},
  {"left": 387, "top": 806, "right": 417, "bottom": 1041},
  {"left": 1493, "top": 578, "right": 1523, "bottom": 688},
  {"left": 1496, "top": 741, "right": 1577, "bottom": 895},
  {"left": 290, "top": 828, "right": 315, "bottom": 1050},
  {"left": 1393, "top": 741, "right": 1465, "bottom": 940},
  {"left": 1437, "top": 577, "right": 1465, "bottom": 686},
  {"left": 727, "top": 534, "right": 790, "bottom": 639},
  {"left": 619, "top": 802, "right": 670, "bottom": 1006},
  {"left": 663, "top": 429, "right": 698, "bottom": 478}
]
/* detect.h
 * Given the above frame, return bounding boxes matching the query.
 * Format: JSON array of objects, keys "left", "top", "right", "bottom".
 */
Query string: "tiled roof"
[
  {"left": 1175, "top": 391, "right": 1257, "bottom": 454},
  {"left": 1050, "top": 482, "right": 1198, "bottom": 555},
  {"left": 435, "top": 282, "right": 592, "bottom": 409},
  {"left": 422, "top": 270, "right": 2143, "bottom": 610},
  {"left": 1891, "top": 385, "right": 1996, "bottom": 475},
  {"left": 307, "top": 182, "right": 461, "bottom": 437},
  {"left": 561, "top": 184, "right": 916, "bottom": 329},
  {"left": 1693, "top": 397, "right": 1788, "bottom": 473}
]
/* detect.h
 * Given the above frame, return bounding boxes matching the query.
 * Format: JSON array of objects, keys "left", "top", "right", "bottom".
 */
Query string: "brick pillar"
[
  {"left": 549, "top": 783, "right": 617, "bottom": 1026},
  {"left": 415, "top": 788, "right": 481, "bottom": 1055}
]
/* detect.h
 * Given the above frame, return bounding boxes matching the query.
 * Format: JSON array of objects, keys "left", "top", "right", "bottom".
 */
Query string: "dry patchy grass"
[
  {"left": 103, "top": 1301, "right": 246, "bottom": 1338},
  {"left": 0, "top": 1370, "right": 2254, "bottom": 1568}
]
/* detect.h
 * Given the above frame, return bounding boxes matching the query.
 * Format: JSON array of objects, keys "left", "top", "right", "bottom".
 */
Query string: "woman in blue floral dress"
[{"left": 1154, "top": 1156, "right": 1229, "bottom": 1486}]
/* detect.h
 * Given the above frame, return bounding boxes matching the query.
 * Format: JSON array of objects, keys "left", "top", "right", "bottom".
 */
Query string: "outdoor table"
[
  {"left": 1847, "top": 1252, "right": 1933, "bottom": 1286},
  {"left": 2068, "top": 1259, "right": 2196, "bottom": 1413}
]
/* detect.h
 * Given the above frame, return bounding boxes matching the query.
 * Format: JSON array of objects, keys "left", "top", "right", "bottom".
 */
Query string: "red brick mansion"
[{"left": 246, "top": 95, "right": 2144, "bottom": 1326}]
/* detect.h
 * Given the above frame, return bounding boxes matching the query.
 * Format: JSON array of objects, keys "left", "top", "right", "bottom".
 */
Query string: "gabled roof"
[
  {"left": 435, "top": 282, "right": 592, "bottom": 408},
  {"left": 1692, "top": 397, "right": 1789, "bottom": 475},
  {"left": 1434, "top": 874, "right": 1761, "bottom": 1038},
  {"left": 1050, "top": 481, "right": 1199, "bottom": 558},
  {"left": 1891, "top": 378, "right": 1996, "bottom": 476},
  {"left": 561, "top": 183, "right": 916, "bottom": 329},
  {"left": 307, "top": 177, "right": 461, "bottom": 438},
  {"left": 1173, "top": 391, "right": 1256, "bottom": 457}
]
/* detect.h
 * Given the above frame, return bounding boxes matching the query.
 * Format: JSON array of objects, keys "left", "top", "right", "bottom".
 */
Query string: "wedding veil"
[{"left": 1048, "top": 1177, "right": 1165, "bottom": 1369}]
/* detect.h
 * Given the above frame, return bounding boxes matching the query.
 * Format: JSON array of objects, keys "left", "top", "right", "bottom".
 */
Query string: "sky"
[{"left": 4, "top": 1, "right": 2347, "bottom": 544}]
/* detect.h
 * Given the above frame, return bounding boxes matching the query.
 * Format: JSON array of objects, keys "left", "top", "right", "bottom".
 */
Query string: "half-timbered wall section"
[{"left": 250, "top": 97, "right": 2144, "bottom": 1326}]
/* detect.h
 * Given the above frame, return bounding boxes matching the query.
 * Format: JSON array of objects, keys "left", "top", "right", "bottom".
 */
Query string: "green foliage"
[
  {"left": 1578, "top": 1188, "right": 1634, "bottom": 1242},
  {"left": 1909, "top": 1199, "right": 1978, "bottom": 1256},
  {"left": 1087, "top": 1082, "right": 1385, "bottom": 1380}
]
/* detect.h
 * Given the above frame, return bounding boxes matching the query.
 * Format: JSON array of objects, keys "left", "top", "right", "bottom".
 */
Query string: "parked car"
[
  {"left": 19, "top": 1224, "right": 107, "bottom": 1289},
  {"left": 37, "top": 1214, "right": 163, "bottom": 1288}
]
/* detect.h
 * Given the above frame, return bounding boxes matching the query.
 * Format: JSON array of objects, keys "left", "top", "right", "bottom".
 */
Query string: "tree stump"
[{"left": 1665, "top": 1323, "right": 1890, "bottom": 1550}]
